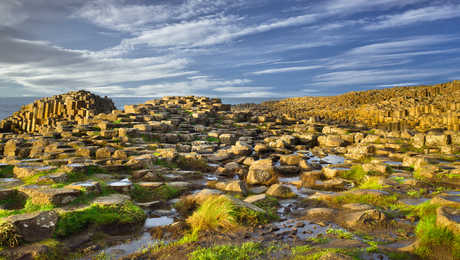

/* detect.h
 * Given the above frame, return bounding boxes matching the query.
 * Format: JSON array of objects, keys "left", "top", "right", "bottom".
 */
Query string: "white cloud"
[
  {"left": 324, "top": 0, "right": 422, "bottom": 14},
  {"left": 213, "top": 86, "right": 272, "bottom": 92},
  {"left": 0, "top": 35, "right": 195, "bottom": 95},
  {"left": 74, "top": 0, "right": 247, "bottom": 32},
  {"left": 0, "top": 0, "right": 29, "bottom": 27},
  {"left": 252, "top": 65, "right": 322, "bottom": 75},
  {"left": 365, "top": 4, "right": 460, "bottom": 30},
  {"left": 312, "top": 68, "right": 459, "bottom": 87},
  {"left": 113, "top": 13, "right": 319, "bottom": 53}
]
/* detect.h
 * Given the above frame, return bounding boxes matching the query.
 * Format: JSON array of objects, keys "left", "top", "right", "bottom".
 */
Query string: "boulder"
[
  {"left": 266, "top": 184, "right": 295, "bottom": 198},
  {"left": 436, "top": 206, "right": 460, "bottom": 234},
  {"left": 343, "top": 209, "right": 386, "bottom": 228},
  {"left": 6, "top": 211, "right": 58, "bottom": 242},
  {"left": 246, "top": 159, "right": 278, "bottom": 185}
]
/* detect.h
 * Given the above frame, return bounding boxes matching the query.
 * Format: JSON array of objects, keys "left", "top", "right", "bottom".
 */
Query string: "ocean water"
[{"left": 0, "top": 97, "right": 279, "bottom": 121}]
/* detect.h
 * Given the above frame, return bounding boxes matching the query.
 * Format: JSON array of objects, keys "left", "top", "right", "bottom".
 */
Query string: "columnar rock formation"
[
  {"left": 0, "top": 90, "right": 115, "bottom": 134},
  {"left": 264, "top": 80, "right": 460, "bottom": 131}
]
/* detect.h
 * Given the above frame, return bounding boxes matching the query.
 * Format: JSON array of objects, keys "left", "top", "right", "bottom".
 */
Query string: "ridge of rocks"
[{"left": 0, "top": 90, "right": 115, "bottom": 134}]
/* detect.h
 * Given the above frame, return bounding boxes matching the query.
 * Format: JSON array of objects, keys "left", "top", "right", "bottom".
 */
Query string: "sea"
[{"left": 0, "top": 97, "right": 279, "bottom": 121}]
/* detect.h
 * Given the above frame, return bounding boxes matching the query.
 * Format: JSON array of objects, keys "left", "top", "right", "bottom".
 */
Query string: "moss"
[
  {"left": 151, "top": 184, "right": 181, "bottom": 200},
  {"left": 54, "top": 201, "right": 146, "bottom": 237},
  {"left": 189, "top": 242, "right": 266, "bottom": 260},
  {"left": 0, "top": 199, "right": 54, "bottom": 218},
  {"left": 330, "top": 193, "right": 399, "bottom": 210},
  {"left": 0, "top": 166, "right": 14, "bottom": 178},
  {"left": 357, "top": 177, "right": 389, "bottom": 190},
  {"left": 415, "top": 212, "right": 459, "bottom": 258},
  {"left": 206, "top": 137, "right": 219, "bottom": 143},
  {"left": 340, "top": 165, "right": 367, "bottom": 184},
  {"left": 67, "top": 183, "right": 115, "bottom": 206},
  {"left": 66, "top": 165, "right": 106, "bottom": 183},
  {"left": 326, "top": 228, "right": 353, "bottom": 239},
  {"left": 129, "top": 184, "right": 152, "bottom": 202},
  {"left": 141, "top": 134, "right": 160, "bottom": 143},
  {"left": 0, "top": 191, "right": 27, "bottom": 210},
  {"left": 176, "top": 156, "right": 209, "bottom": 172}
]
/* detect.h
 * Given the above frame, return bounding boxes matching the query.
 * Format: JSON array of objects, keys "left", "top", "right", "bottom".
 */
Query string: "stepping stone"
[
  {"left": 93, "top": 194, "right": 131, "bottom": 206},
  {"left": 66, "top": 181, "right": 101, "bottom": 193},
  {"left": 436, "top": 206, "right": 460, "bottom": 233},
  {"left": 0, "top": 178, "right": 22, "bottom": 188},
  {"left": 18, "top": 185, "right": 81, "bottom": 206},
  {"left": 244, "top": 194, "right": 266, "bottom": 204},
  {"left": 431, "top": 195, "right": 460, "bottom": 208},
  {"left": 137, "top": 182, "right": 163, "bottom": 189},
  {"left": 13, "top": 165, "right": 56, "bottom": 178},
  {"left": 37, "top": 172, "right": 68, "bottom": 184},
  {"left": 108, "top": 178, "right": 132, "bottom": 193},
  {"left": 6, "top": 210, "right": 58, "bottom": 242}
]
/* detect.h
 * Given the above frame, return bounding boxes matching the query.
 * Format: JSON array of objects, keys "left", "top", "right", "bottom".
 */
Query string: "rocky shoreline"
[{"left": 0, "top": 83, "right": 458, "bottom": 259}]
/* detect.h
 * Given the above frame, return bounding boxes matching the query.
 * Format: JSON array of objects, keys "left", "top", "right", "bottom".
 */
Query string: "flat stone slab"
[
  {"left": 93, "top": 194, "right": 131, "bottom": 206},
  {"left": 6, "top": 210, "right": 58, "bottom": 242},
  {"left": 13, "top": 164, "right": 56, "bottom": 178},
  {"left": 18, "top": 185, "right": 81, "bottom": 206},
  {"left": 66, "top": 181, "right": 101, "bottom": 193}
]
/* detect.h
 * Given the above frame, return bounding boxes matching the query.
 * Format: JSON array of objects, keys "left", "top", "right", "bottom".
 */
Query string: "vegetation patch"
[
  {"left": 54, "top": 201, "right": 146, "bottom": 237},
  {"left": 0, "top": 166, "right": 14, "bottom": 178},
  {"left": 176, "top": 156, "right": 209, "bottom": 172},
  {"left": 130, "top": 183, "right": 180, "bottom": 202},
  {"left": 415, "top": 209, "right": 459, "bottom": 258},
  {"left": 187, "top": 196, "right": 238, "bottom": 233},
  {"left": 329, "top": 193, "right": 398, "bottom": 209},
  {"left": 189, "top": 242, "right": 266, "bottom": 260},
  {"left": 0, "top": 199, "right": 54, "bottom": 218},
  {"left": 357, "top": 177, "right": 389, "bottom": 190},
  {"left": 339, "top": 165, "right": 367, "bottom": 184}
]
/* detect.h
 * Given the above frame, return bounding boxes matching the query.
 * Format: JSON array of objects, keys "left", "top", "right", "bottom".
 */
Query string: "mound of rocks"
[{"left": 0, "top": 90, "right": 115, "bottom": 134}]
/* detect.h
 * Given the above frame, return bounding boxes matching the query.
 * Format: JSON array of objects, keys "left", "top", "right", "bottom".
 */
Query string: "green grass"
[
  {"left": 0, "top": 165, "right": 14, "bottom": 178},
  {"left": 357, "top": 177, "right": 389, "bottom": 190},
  {"left": 186, "top": 195, "right": 274, "bottom": 233},
  {"left": 187, "top": 196, "right": 238, "bottom": 233},
  {"left": 206, "top": 137, "right": 219, "bottom": 143},
  {"left": 326, "top": 228, "right": 353, "bottom": 239},
  {"left": 130, "top": 184, "right": 181, "bottom": 202},
  {"left": 330, "top": 193, "right": 399, "bottom": 210},
  {"left": 176, "top": 156, "right": 209, "bottom": 172},
  {"left": 0, "top": 199, "right": 54, "bottom": 218},
  {"left": 415, "top": 213, "right": 459, "bottom": 258},
  {"left": 340, "top": 165, "right": 367, "bottom": 184},
  {"left": 54, "top": 201, "right": 146, "bottom": 237},
  {"left": 141, "top": 134, "right": 160, "bottom": 143},
  {"left": 189, "top": 242, "right": 266, "bottom": 260}
]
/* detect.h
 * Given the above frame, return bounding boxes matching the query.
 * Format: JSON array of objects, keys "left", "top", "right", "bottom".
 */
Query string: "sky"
[{"left": 0, "top": 0, "right": 459, "bottom": 98}]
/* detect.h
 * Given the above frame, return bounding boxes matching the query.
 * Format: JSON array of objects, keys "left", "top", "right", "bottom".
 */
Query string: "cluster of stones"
[
  {"left": 265, "top": 80, "right": 460, "bottom": 131},
  {"left": 0, "top": 90, "right": 115, "bottom": 134},
  {"left": 0, "top": 89, "right": 458, "bottom": 259}
]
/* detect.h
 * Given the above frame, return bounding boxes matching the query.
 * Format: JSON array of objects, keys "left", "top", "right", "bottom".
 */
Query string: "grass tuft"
[
  {"left": 189, "top": 242, "right": 265, "bottom": 260},
  {"left": 54, "top": 201, "right": 145, "bottom": 237}
]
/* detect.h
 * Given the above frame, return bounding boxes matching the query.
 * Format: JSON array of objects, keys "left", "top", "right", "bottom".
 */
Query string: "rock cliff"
[
  {"left": 264, "top": 80, "right": 460, "bottom": 132},
  {"left": 0, "top": 90, "right": 115, "bottom": 134}
]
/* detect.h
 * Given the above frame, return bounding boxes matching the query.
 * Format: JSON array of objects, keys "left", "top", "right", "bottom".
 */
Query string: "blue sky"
[{"left": 0, "top": 0, "right": 459, "bottom": 97}]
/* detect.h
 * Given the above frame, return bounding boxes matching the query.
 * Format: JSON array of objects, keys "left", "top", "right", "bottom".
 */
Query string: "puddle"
[
  {"left": 320, "top": 154, "right": 345, "bottom": 164},
  {"left": 144, "top": 216, "right": 174, "bottom": 228},
  {"left": 384, "top": 161, "right": 402, "bottom": 166},
  {"left": 82, "top": 233, "right": 158, "bottom": 260},
  {"left": 400, "top": 198, "right": 429, "bottom": 206},
  {"left": 109, "top": 178, "right": 132, "bottom": 186}
]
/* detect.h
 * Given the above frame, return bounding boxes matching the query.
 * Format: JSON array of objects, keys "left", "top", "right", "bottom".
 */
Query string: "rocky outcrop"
[
  {"left": 0, "top": 90, "right": 115, "bottom": 134},
  {"left": 263, "top": 81, "right": 460, "bottom": 131}
]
